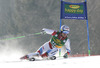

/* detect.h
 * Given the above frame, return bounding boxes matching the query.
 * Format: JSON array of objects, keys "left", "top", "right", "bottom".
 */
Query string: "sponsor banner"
[{"left": 61, "top": 1, "right": 88, "bottom": 20}]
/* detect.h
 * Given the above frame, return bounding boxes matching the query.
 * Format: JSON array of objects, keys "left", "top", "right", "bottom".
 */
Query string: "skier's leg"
[
  {"left": 20, "top": 41, "right": 52, "bottom": 60},
  {"left": 47, "top": 48, "right": 58, "bottom": 57},
  {"left": 21, "top": 41, "right": 51, "bottom": 59},
  {"left": 27, "top": 52, "right": 39, "bottom": 58},
  {"left": 41, "top": 48, "right": 58, "bottom": 58},
  {"left": 20, "top": 52, "right": 39, "bottom": 60},
  {"left": 37, "top": 41, "right": 53, "bottom": 55}
]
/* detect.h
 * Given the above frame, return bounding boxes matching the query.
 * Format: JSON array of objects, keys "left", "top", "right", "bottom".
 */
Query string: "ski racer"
[{"left": 21, "top": 25, "right": 71, "bottom": 60}]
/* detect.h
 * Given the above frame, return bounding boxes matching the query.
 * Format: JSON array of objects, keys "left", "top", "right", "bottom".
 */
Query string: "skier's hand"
[
  {"left": 41, "top": 31, "right": 46, "bottom": 34},
  {"left": 63, "top": 52, "right": 70, "bottom": 58},
  {"left": 42, "top": 28, "right": 46, "bottom": 31},
  {"left": 42, "top": 28, "right": 46, "bottom": 34}
]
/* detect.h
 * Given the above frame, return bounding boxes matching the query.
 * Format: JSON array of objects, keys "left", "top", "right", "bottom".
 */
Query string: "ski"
[{"left": 20, "top": 55, "right": 56, "bottom": 61}]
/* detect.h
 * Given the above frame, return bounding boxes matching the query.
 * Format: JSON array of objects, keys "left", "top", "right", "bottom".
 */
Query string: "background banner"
[{"left": 61, "top": 1, "right": 87, "bottom": 20}]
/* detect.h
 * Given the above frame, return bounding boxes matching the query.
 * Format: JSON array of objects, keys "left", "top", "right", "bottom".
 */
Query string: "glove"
[
  {"left": 42, "top": 28, "right": 47, "bottom": 34},
  {"left": 63, "top": 52, "right": 70, "bottom": 58},
  {"left": 42, "top": 28, "right": 46, "bottom": 32},
  {"left": 41, "top": 31, "right": 46, "bottom": 34}
]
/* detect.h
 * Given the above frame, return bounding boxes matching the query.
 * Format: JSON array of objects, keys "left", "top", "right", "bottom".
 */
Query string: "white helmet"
[{"left": 60, "top": 25, "right": 70, "bottom": 34}]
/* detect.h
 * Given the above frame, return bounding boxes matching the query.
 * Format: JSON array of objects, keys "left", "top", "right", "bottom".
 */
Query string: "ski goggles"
[{"left": 62, "top": 31, "right": 69, "bottom": 34}]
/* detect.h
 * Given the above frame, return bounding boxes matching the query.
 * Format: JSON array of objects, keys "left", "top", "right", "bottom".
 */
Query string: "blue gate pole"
[
  {"left": 85, "top": 0, "right": 90, "bottom": 56},
  {"left": 86, "top": 20, "right": 90, "bottom": 56}
]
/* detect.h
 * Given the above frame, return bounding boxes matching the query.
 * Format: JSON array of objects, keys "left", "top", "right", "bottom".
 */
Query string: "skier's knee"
[{"left": 41, "top": 52, "right": 48, "bottom": 58}]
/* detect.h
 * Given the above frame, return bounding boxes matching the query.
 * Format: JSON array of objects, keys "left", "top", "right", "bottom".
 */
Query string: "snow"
[{"left": 0, "top": 56, "right": 100, "bottom": 68}]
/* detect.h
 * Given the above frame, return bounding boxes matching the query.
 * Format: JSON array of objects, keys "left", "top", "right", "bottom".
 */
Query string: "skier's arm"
[
  {"left": 42, "top": 28, "right": 57, "bottom": 35},
  {"left": 63, "top": 39, "right": 71, "bottom": 58}
]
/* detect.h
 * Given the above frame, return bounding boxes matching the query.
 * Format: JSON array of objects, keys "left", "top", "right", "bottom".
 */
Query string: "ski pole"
[{"left": 1, "top": 31, "right": 46, "bottom": 41}]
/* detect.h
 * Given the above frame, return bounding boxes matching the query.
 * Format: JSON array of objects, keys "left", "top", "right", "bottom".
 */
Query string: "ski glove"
[
  {"left": 63, "top": 52, "right": 70, "bottom": 58},
  {"left": 42, "top": 28, "right": 47, "bottom": 34}
]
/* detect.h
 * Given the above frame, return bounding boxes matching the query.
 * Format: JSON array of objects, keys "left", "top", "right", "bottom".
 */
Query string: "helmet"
[{"left": 60, "top": 25, "right": 70, "bottom": 34}]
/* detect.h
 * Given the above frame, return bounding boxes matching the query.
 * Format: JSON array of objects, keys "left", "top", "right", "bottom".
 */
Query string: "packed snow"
[{"left": 0, "top": 55, "right": 100, "bottom": 68}]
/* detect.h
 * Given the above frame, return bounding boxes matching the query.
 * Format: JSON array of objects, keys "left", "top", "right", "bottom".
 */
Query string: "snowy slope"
[{"left": 0, "top": 56, "right": 100, "bottom": 68}]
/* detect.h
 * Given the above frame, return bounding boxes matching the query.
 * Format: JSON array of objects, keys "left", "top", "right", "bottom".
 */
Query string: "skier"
[{"left": 20, "top": 25, "right": 71, "bottom": 60}]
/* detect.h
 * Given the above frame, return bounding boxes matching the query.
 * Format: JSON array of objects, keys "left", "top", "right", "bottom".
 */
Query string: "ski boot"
[
  {"left": 41, "top": 52, "right": 56, "bottom": 60},
  {"left": 49, "top": 56, "right": 56, "bottom": 60}
]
